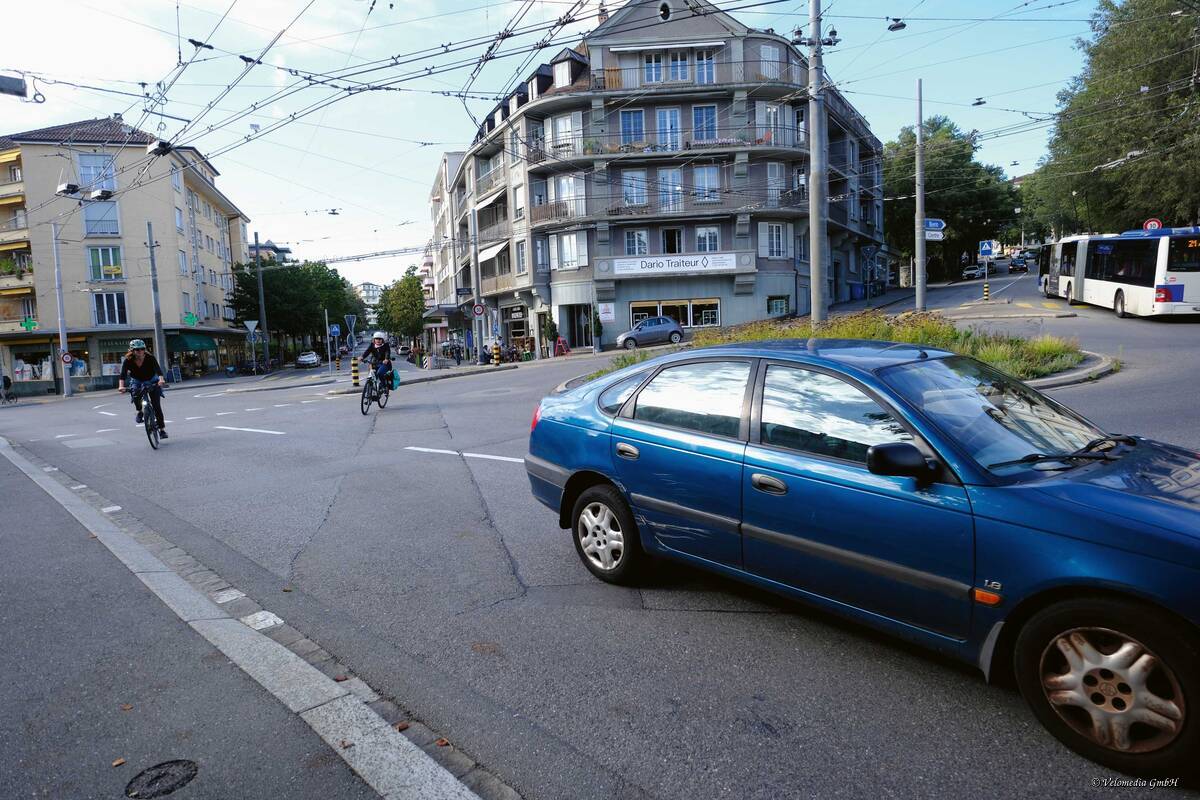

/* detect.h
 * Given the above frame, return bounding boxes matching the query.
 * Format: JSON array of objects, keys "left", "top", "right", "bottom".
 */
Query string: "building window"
[
  {"left": 535, "top": 237, "right": 549, "bottom": 272},
  {"left": 768, "top": 295, "right": 789, "bottom": 315},
  {"left": 553, "top": 61, "right": 571, "bottom": 87},
  {"left": 83, "top": 201, "right": 119, "bottom": 236},
  {"left": 509, "top": 129, "right": 520, "bottom": 161},
  {"left": 761, "top": 43, "right": 781, "bottom": 80},
  {"left": 669, "top": 51, "right": 689, "bottom": 81},
  {"left": 210, "top": 269, "right": 217, "bottom": 285},
  {"left": 625, "top": 229, "right": 648, "bottom": 256},
  {"left": 693, "top": 165, "right": 719, "bottom": 202},
  {"left": 528, "top": 78, "right": 539, "bottom": 101},
  {"left": 559, "top": 232, "right": 579, "bottom": 268},
  {"left": 87, "top": 246, "right": 123, "bottom": 281},
  {"left": 79, "top": 153, "right": 116, "bottom": 191},
  {"left": 175, "top": 207, "right": 184, "bottom": 230},
  {"left": 643, "top": 53, "right": 663, "bottom": 83},
  {"left": 767, "top": 162, "right": 786, "bottom": 205},
  {"left": 793, "top": 168, "right": 807, "bottom": 197},
  {"left": 93, "top": 292, "right": 127, "bottom": 326},
  {"left": 696, "top": 226, "right": 719, "bottom": 252},
  {"left": 622, "top": 170, "right": 647, "bottom": 205},
  {"left": 172, "top": 167, "right": 182, "bottom": 191},
  {"left": 662, "top": 228, "right": 682, "bottom": 254},
  {"left": 7, "top": 165, "right": 21, "bottom": 182},
  {"left": 628, "top": 299, "right": 720, "bottom": 330},
  {"left": 656, "top": 108, "right": 680, "bottom": 150},
  {"left": 696, "top": 49, "right": 715, "bottom": 84},
  {"left": 514, "top": 241, "right": 527, "bottom": 274},
  {"left": 178, "top": 250, "right": 188, "bottom": 275},
  {"left": 767, "top": 222, "right": 785, "bottom": 258},
  {"left": 692, "top": 105, "right": 717, "bottom": 141},
  {"left": 658, "top": 167, "right": 682, "bottom": 212},
  {"left": 795, "top": 107, "right": 807, "bottom": 143},
  {"left": 691, "top": 299, "right": 720, "bottom": 327},
  {"left": 620, "top": 109, "right": 644, "bottom": 145},
  {"left": 514, "top": 184, "right": 526, "bottom": 220}
]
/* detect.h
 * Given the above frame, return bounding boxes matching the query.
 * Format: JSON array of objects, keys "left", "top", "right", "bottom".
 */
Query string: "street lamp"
[
  {"left": 1070, "top": 190, "right": 1080, "bottom": 234},
  {"left": 887, "top": 17, "right": 907, "bottom": 31}
]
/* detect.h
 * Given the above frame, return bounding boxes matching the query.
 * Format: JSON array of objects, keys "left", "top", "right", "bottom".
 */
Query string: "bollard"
[
  {"left": 492, "top": 343, "right": 500, "bottom": 366},
  {"left": 335, "top": 356, "right": 341, "bottom": 371},
  {"left": 351, "top": 356, "right": 359, "bottom": 387},
  {"left": 983, "top": 282, "right": 990, "bottom": 302}
]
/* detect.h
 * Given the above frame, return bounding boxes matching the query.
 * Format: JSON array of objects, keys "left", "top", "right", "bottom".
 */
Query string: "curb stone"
[
  {"left": 1026, "top": 350, "right": 1116, "bottom": 390},
  {"left": 0, "top": 437, "right": 524, "bottom": 800}
]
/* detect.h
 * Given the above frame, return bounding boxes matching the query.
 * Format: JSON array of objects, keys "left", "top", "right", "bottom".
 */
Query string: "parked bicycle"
[
  {"left": 359, "top": 358, "right": 390, "bottom": 415},
  {"left": 1, "top": 375, "right": 15, "bottom": 405}
]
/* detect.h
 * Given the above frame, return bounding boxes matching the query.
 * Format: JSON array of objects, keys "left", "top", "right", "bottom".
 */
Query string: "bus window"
[
  {"left": 1088, "top": 239, "right": 1157, "bottom": 286},
  {"left": 1061, "top": 242, "right": 1079, "bottom": 277},
  {"left": 1038, "top": 246, "right": 1051, "bottom": 277},
  {"left": 1167, "top": 237, "right": 1200, "bottom": 272}
]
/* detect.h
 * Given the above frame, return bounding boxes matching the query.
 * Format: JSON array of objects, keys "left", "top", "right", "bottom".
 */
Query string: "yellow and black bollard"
[
  {"left": 491, "top": 343, "right": 500, "bottom": 366},
  {"left": 335, "top": 355, "right": 341, "bottom": 371},
  {"left": 351, "top": 356, "right": 360, "bottom": 387},
  {"left": 983, "top": 282, "right": 990, "bottom": 302}
]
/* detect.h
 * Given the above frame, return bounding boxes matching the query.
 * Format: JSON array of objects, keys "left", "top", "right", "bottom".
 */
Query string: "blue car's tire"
[
  {"left": 1014, "top": 597, "right": 1199, "bottom": 778},
  {"left": 571, "top": 485, "right": 642, "bottom": 585}
]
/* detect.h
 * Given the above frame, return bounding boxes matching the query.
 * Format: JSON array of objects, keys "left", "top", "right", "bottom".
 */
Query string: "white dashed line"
[
  {"left": 404, "top": 446, "right": 459, "bottom": 456},
  {"left": 55, "top": 434, "right": 79, "bottom": 439},
  {"left": 98, "top": 411, "right": 118, "bottom": 417},
  {"left": 43, "top": 466, "right": 59, "bottom": 472},
  {"left": 214, "top": 426, "right": 285, "bottom": 435},
  {"left": 91, "top": 403, "right": 111, "bottom": 410},
  {"left": 462, "top": 452, "right": 526, "bottom": 464},
  {"left": 96, "top": 428, "right": 118, "bottom": 433},
  {"left": 70, "top": 484, "right": 86, "bottom": 490},
  {"left": 273, "top": 403, "right": 292, "bottom": 407},
  {"left": 186, "top": 416, "right": 205, "bottom": 421},
  {"left": 101, "top": 505, "right": 121, "bottom": 513},
  {"left": 216, "top": 411, "right": 237, "bottom": 416},
  {"left": 301, "top": 400, "right": 319, "bottom": 404},
  {"left": 244, "top": 407, "right": 264, "bottom": 411}
]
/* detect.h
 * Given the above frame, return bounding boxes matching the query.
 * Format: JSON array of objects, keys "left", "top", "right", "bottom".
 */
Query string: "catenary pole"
[
  {"left": 145, "top": 221, "right": 168, "bottom": 373},
  {"left": 254, "top": 231, "right": 271, "bottom": 371},
  {"left": 914, "top": 78, "right": 927, "bottom": 312},
  {"left": 51, "top": 222, "right": 72, "bottom": 397},
  {"left": 808, "top": 0, "right": 828, "bottom": 323}
]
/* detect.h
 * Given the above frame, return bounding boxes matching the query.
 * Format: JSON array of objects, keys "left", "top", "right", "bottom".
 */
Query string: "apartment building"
[
  {"left": 249, "top": 239, "right": 293, "bottom": 263},
  {"left": 430, "top": 0, "right": 885, "bottom": 354},
  {"left": 0, "top": 116, "right": 251, "bottom": 392},
  {"left": 354, "top": 281, "right": 383, "bottom": 327}
]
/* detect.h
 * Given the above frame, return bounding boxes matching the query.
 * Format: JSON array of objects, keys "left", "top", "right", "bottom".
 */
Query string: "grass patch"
[{"left": 587, "top": 311, "right": 1084, "bottom": 381}]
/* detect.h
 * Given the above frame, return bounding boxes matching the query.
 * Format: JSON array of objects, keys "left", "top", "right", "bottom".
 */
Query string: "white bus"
[{"left": 1038, "top": 227, "right": 1200, "bottom": 317}]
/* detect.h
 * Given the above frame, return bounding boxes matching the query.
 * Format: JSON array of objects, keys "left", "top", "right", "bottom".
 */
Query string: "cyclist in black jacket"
[
  {"left": 118, "top": 339, "right": 168, "bottom": 438},
  {"left": 361, "top": 332, "right": 393, "bottom": 388}
]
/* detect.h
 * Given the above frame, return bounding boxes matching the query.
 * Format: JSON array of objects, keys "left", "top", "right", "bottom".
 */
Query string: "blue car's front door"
[
  {"left": 740, "top": 363, "right": 975, "bottom": 639},
  {"left": 611, "top": 358, "right": 754, "bottom": 568}
]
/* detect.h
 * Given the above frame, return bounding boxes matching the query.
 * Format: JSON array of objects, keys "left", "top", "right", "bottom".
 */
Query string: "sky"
[{"left": 2, "top": 0, "right": 1102, "bottom": 285}]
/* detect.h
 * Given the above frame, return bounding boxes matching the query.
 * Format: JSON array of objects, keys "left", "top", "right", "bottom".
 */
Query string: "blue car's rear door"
[
  {"left": 740, "top": 362, "right": 975, "bottom": 639},
  {"left": 611, "top": 358, "right": 754, "bottom": 568}
]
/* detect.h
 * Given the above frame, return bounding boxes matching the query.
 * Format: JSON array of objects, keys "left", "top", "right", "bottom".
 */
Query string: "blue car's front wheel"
[
  {"left": 1015, "top": 598, "right": 1198, "bottom": 778},
  {"left": 571, "top": 485, "right": 642, "bottom": 585}
]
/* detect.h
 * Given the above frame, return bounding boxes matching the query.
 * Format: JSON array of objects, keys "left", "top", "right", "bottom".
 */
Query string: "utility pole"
[
  {"left": 145, "top": 221, "right": 167, "bottom": 371},
  {"left": 254, "top": 231, "right": 271, "bottom": 371},
  {"left": 51, "top": 222, "right": 72, "bottom": 397},
  {"left": 914, "top": 78, "right": 927, "bottom": 312},
  {"left": 468, "top": 205, "right": 483, "bottom": 363},
  {"left": 324, "top": 307, "right": 333, "bottom": 376},
  {"left": 807, "top": 0, "right": 828, "bottom": 323}
]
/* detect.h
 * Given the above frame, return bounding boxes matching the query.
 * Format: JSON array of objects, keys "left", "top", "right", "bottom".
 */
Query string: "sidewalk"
[{"left": 0, "top": 457, "right": 377, "bottom": 799}]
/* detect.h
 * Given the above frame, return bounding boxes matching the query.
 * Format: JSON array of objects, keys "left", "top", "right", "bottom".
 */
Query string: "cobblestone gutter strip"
[{"left": 0, "top": 436, "right": 522, "bottom": 800}]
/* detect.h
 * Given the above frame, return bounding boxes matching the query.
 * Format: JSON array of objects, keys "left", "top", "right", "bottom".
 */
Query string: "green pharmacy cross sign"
[
  {"left": 20, "top": 316, "right": 37, "bottom": 332},
  {"left": 183, "top": 312, "right": 199, "bottom": 327}
]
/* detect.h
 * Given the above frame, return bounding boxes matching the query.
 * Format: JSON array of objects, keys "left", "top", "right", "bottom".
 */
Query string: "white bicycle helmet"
[{"left": 372, "top": 331, "right": 386, "bottom": 340}]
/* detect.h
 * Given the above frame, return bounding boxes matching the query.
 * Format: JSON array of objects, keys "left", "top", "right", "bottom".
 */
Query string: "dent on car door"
[
  {"left": 611, "top": 359, "right": 754, "bottom": 567},
  {"left": 740, "top": 363, "right": 975, "bottom": 639}
]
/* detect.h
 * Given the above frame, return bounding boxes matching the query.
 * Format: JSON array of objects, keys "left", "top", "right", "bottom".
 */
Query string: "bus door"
[
  {"left": 1060, "top": 241, "right": 1081, "bottom": 301},
  {"left": 1039, "top": 245, "right": 1055, "bottom": 294}
]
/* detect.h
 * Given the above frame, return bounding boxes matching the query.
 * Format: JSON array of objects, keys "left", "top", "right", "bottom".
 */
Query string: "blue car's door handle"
[
  {"left": 616, "top": 442, "right": 640, "bottom": 460},
  {"left": 751, "top": 473, "right": 788, "bottom": 495}
]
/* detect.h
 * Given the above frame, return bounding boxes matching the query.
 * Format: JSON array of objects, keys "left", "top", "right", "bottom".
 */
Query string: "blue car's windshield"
[{"left": 879, "top": 356, "right": 1105, "bottom": 475}]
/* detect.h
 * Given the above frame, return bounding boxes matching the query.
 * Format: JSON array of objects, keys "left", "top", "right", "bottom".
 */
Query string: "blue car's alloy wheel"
[{"left": 571, "top": 485, "right": 641, "bottom": 585}]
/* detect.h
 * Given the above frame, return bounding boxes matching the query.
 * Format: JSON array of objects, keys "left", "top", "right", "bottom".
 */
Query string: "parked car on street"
[
  {"left": 526, "top": 341, "right": 1200, "bottom": 776},
  {"left": 399, "top": 344, "right": 412, "bottom": 356},
  {"left": 986, "top": 261, "right": 999, "bottom": 276},
  {"left": 961, "top": 264, "right": 985, "bottom": 280},
  {"left": 1009, "top": 257, "right": 1029, "bottom": 273},
  {"left": 615, "top": 316, "right": 684, "bottom": 350},
  {"left": 295, "top": 351, "right": 321, "bottom": 368}
]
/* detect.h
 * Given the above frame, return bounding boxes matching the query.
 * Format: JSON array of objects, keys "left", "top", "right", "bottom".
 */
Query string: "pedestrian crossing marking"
[
  {"left": 1016, "top": 302, "right": 1033, "bottom": 309},
  {"left": 1041, "top": 302, "right": 1059, "bottom": 309}
]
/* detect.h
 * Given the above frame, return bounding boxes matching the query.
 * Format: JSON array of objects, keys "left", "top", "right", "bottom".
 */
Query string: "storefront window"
[
  {"left": 630, "top": 302, "right": 658, "bottom": 326},
  {"left": 660, "top": 302, "right": 690, "bottom": 327},
  {"left": 691, "top": 300, "right": 720, "bottom": 327},
  {"left": 66, "top": 348, "right": 90, "bottom": 378},
  {"left": 12, "top": 348, "right": 51, "bottom": 381}
]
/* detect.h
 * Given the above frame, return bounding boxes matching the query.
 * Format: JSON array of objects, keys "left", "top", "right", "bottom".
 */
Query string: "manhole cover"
[{"left": 125, "top": 760, "right": 198, "bottom": 798}]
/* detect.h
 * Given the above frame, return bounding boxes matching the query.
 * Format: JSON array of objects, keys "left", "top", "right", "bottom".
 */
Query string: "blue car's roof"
[{"left": 689, "top": 338, "right": 955, "bottom": 371}]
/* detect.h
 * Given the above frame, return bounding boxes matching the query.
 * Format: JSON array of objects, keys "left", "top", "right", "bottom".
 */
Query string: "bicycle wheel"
[
  {"left": 360, "top": 381, "right": 373, "bottom": 415},
  {"left": 145, "top": 407, "right": 159, "bottom": 450},
  {"left": 378, "top": 384, "right": 389, "bottom": 408}
]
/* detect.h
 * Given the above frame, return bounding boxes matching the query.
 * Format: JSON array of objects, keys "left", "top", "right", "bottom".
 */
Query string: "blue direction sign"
[
  {"left": 979, "top": 240, "right": 995, "bottom": 258},
  {"left": 924, "top": 218, "right": 946, "bottom": 231},
  {"left": 329, "top": 323, "right": 340, "bottom": 337}
]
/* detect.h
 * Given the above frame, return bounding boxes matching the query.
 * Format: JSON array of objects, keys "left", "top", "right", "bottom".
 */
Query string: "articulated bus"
[{"left": 1037, "top": 226, "right": 1200, "bottom": 317}]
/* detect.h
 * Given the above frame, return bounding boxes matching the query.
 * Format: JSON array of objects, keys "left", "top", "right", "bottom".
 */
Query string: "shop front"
[
  {"left": 1, "top": 335, "right": 92, "bottom": 396},
  {"left": 167, "top": 332, "right": 219, "bottom": 378},
  {"left": 500, "top": 304, "right": 530, "bottom": 349}
]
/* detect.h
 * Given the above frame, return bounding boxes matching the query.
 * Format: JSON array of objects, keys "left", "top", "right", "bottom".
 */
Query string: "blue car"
[{"left": 526, "top": 340, "right": 1200, "bottom": 777}]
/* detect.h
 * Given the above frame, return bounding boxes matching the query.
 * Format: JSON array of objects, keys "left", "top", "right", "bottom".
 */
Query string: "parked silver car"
[
  {"left": 615, "top": 316, "right": 685, "bottom": 349},
  {"left": 295, "top": 351, "right": 321, "bottom": 368}
]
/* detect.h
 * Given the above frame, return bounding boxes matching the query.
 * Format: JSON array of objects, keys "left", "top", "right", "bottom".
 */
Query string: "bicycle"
[
  {"left": 0, "top": 385, "right": 16, "bottom": 406},
  {"left": 130, "top": 384, "right": 165, "bottom": 449},
  {"left": 359, "top": 361, "right": 390, "bottom": 415}
]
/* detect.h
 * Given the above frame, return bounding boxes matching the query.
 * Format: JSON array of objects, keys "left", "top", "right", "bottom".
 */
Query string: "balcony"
[
  {"left": 0, "top": 216, "right": 29, "bottom": 246},
  {"left": 475, "top": 167, "right": 507, "bottom": 197},
  {"left": 828, "top": 201, "right": 849, "bottom": 226},
  {"left": 590, "top": 60, "right": 805, "bottom": 92},
  {"left": 526, "top": 125, "right": 807, "bottom": 169},
  {"left": 0, "top": 267, "right": 34, "bottom": 291},
  {"left": 0, "top": 179, "right": 24, "bottom": 204},
  {"left": 477, "top": 219, "right": 511, "bottom": 243},
  {"left": 481, "top": 271, "right": 517, "bottom": 296}
]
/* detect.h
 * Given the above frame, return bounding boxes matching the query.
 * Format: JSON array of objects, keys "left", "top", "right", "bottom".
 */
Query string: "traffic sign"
[
  {"left": 456, "top": 288, "right": 473, "bottom": 297},
  {"left": 923, "top": 218, "right": 946, "bottom": 231},
  {"left": 328, "top": 323, "right": 340, "bottom": 337},
  {"left": 61, "top": 352, "right": 73, "bottom": 364},
  {"left": 344, "top": 314, "right": 357, "bottom": 333},
  {"left": 244, "top": 320, "right": 258, "bottom": 332},
  {"left": 1144, "top": 218, "right": 1163, "bottom": 231},
  {"left": 924, "top": 230, "right": 946, "bottom": 241},
  {"left": 345, "top": 333, "right": 357, "bottom": 351},
  {"left": 472, "top": 303, "right": 486, "bottom": 318},
  {"left": 978, "top": 240, "right": 995, "bottom": 257},
  {"left": 246, "top": 331, "right": 260, "bottom": 344}
]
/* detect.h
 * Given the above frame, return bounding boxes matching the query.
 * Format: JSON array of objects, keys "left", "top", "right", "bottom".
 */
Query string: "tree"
[
  {"left": 1023, "top": 0, "right": 1200, "bottom": 233},
  {"left": 883, "top": 115, "right": 1018, "bottom": 279},
  {"left": 227, "top": 260, "right": 365, "bottom": 352},
  {"left": 375, "top": 266, "right": 427, "bottom": 342}
]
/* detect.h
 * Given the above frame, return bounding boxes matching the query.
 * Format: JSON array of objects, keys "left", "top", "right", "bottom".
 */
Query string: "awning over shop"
[
  {"left": 422, "top": 304, "right": 461, "bottom": 319},
  {"left": 477, "top": 241, "right": 508, "bottom": 263},
  {"left": 167, "top": 332, "right": 218, "bottom": 351}
]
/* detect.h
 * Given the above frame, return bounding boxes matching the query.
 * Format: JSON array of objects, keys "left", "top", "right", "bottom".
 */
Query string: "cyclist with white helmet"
[
  {"left": 118, "top": 339, "right": 168, "bottom": 438},
  {"left": 361, "top": 332, "right": 393, "bottom": 390}
]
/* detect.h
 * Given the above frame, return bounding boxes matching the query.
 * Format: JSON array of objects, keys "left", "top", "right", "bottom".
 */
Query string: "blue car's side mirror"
[{"left": 867, "top": 442, "right": 935, "bottom": 483}]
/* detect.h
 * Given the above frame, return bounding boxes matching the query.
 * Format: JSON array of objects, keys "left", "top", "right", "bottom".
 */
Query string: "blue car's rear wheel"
[
  {"left": 1015, "top": 598, "right": 1198, "bottom": 777},
  {"left": 571, "top": 485, "right": 642, "bottom": 584}
]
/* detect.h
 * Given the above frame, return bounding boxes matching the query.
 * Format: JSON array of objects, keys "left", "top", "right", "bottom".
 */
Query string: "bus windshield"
[{"left": 1167, "top": 236, "right": 1200, "bottom": 272}]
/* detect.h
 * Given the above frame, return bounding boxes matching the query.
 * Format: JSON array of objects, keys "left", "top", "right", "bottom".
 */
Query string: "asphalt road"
[{"left": 1, "top": 294, "right": 1198, "bottom": 800}]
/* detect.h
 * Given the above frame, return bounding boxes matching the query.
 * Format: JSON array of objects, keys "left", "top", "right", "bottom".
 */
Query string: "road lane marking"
[
  {"left": 1042, "top": 302, "right": 1059, "bottom": 309},
  {"left": 214, "top": 426, "right": 285, "bottom": 435},
  {"left": 404, "top": 446, "right": 524, "bottom": 464},
  {"left": 405, "top": 446, "right": 459, "bottom": 456},
  {"left": 55, "top": 434, "right": 79, "bottom": 439},
  {"left": 70, "top": 484, "right": 86, "bottom": 490},
  {"left": 1016, "top": 302, "right": 1033, "bottom": 308},
  {"left": 245, "top": 407, "right": 264, "bottom": 411},
  {"left": 96, "top": 428, "right": 118, "bottom": 433},
  {"left": 92, "top": 403, "right": 111, "bottom": 410},
  {"left": 101, "top": 505, "right": 121, "bottom": 513},
  {"left": 194, "top": 391, "right": 228, "bottom": 398},
  {"left": 273, "top": 403, "right": 292, "bottom": 407},
  {"left": 462, "top": 452, "right": 526, "bottom": 463},
  {"left": 98, "top": 411, "right": 118, "bottom": 417},
  {"left": 186, "top": 416, "right": 205, "bottom": 421},
  {"left": 301, "top": 400, "right": 319, "bottom": 403},
  {"left": 216, "top": 411, "right": 237, "bottom": 416},
  {"left": 43, "top": 466, "right": 59, "bottom": 472}
]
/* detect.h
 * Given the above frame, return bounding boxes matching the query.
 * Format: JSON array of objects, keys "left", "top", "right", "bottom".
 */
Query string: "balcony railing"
[
  {"left": 530, "top": 197, "right": 588, "bottom": 224},
  {"left": 590, "top": 60, "right": 806, "bottom": 92},
  {"left": 0, "top": 217, "right": 29, "bottom": 244},
  {"left": 0, "top": 267, "right": 35, "bottom": 290},
  {"left": 475, "top": 167, "right": 507, "bottom": 196},
  {"left": 481, "top": 272, "right": 517, "bottom": 296},
  {"left": 527, "top": 125, "right": 807, "bottom": 165},
  {"left": 828, "top": 201, "right": 849, "bottom": 226},
  {"left": 477, "top": 219, "right": 511, "bottom": 243},
  {"left": 530, "top": 188, "right": 808, "bottom": 224},
  {"left": 0, "top": 180, "right": 24, "bottom": 201}
]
